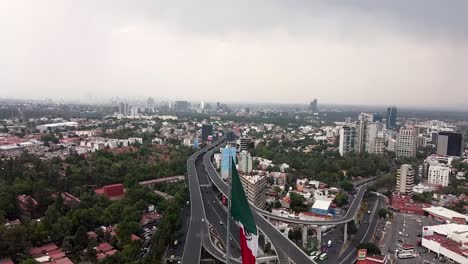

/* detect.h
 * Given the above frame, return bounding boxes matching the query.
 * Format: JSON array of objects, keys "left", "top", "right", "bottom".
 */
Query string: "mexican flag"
[{"left": 230, "top": 159, "right": 258, "bottom": 264}]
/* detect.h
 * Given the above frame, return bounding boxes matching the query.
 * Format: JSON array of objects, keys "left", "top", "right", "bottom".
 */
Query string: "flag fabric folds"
[{"left": 230, "top": 158, "right": 258, "bottom": 264}]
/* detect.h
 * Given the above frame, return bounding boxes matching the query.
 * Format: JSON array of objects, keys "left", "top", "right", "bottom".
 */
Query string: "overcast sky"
[{"left": 1, "top": 1, "right": 468, "bottom": 108}]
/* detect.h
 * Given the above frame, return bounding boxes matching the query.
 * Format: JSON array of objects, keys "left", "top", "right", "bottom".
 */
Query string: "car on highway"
[
  {"left": 201, "top": 218, "right": 204, "bottom": 222},
  {"left": 220, "top": 221, "right": 223, "bottom": 225},
  {"left": 319, "top": 253, "right": 327, "bottom": 261}
]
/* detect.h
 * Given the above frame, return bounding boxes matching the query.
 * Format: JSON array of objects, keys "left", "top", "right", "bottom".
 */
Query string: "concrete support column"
[
  {"left": 302, "top": 226, "right": 308, "bottom": 248},
  {"left": 344, "top": 223, "right": 348, "bottom": 242},
  {"left": 316, "top": 226, "right": 322, "bottom": 247}
]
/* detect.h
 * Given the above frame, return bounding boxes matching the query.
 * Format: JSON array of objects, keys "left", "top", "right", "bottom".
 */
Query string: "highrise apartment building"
[
  {"left": 339, "top": 126, "right": 356, "bottom": 156},
  {"left": 201, "top": 124, "right": 213, "bottom": 143},
  {"left": 354, "top": 121, "right": 368, "bottom": 153},
  {"left": 239, "top": 174, "right": 267, "bottom": 209},
  {"left": 239, "top": 137, "right": 252, "bottom": 152},
  {"left": 238, "top": 151, "right": 253, "bottom": 174},
  {"left": 396, "top": 127, "right": 418, "bottom": 158},
  {"left": 396, "top": 164, "right": 415, "bottom": 195},
  {"left": 428, "top": 164, "right": 450, "bottom": 187},
  {"left": 365, "top": 122, "right": 383, "bottom": 154},
  {"left": 118, "top": 102, "right": 129, "bottom": 115}
]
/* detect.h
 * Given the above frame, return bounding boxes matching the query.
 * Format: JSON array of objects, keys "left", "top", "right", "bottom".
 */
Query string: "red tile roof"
[
  {"left": 53, "top": 257, "right": 74, "bottom": 264},
  {"left": 96, "top": 242, "right": 114, "bottom": 253},
  {"left": 423, "top": 234, "right": 468, "bottom": 258},
  {"left": 29, "top": 242, "right": 59, "bottom": 256},
  {"left": 0, "top": 258, "right": 14, "bottom": 264}
]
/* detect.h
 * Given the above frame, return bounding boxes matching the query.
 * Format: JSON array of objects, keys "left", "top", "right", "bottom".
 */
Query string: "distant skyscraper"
[
  {"left": 386, "top": 107, "right": 398, "bottom": 130},
  {"left": 118, "top": 102, "right": 128, "bottom": 115},
  {"left": 437, "top": 131, "right": 463, "bottom": 157},
  {"left": 309, "top": 99, "right": 319, "bottom": 113},
  {"left": 201, "top": 124, "right": 213, "bottom": 143},
  {"left": 130, "top": 106, "right": 139, "bottom": 116},
  {"left": 396, "top": 127, "right": 418, "bottom": 158},
  {"left": 200, "top": 101, "right": 205, "bottom": 111},
  {"left": 146, "top": 97, "right": 155, "bottom": 107},
  {"left": 358, "top": 112, "right": 382, "bottom": 123},
  {"left": 396, "top": 164, "right": 415, "bottom": 195},
  {"left": 339, "top": 126, "right": 356, "bottom": 156},
  {"left": 173, "top": 101, "right": 190, "bottom": 112}
]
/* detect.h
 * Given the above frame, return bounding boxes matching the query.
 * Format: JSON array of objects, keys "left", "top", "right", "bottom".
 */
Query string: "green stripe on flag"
[{"left": 230, "top": 158, "right": 257, "bottom": 235}]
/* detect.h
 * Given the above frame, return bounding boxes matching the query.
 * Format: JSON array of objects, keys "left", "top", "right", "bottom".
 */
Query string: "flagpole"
[{"left": 226, "top": 146, "right": 232, "bottom": 264}]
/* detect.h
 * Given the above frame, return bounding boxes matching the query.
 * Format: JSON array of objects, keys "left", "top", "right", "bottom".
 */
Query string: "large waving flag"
[{"left": 230, "top": 159, "right": 258, "bottom": 264}]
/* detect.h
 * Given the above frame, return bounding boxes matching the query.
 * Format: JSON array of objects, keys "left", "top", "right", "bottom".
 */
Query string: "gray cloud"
[{"left": 1, "top": 0, "right": 467, "bottom": 109}]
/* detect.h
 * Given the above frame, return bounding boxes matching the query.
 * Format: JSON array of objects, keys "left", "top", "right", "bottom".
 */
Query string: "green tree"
[
  {"left": 357, "top": 243, "right": 381, "bottom": 255},
  {"left": 0, "top": 225, "right": 29, "bottom": 258},
  {"left": 378, "top": 208, "right": 389, "bottom": 219},
  {"left": 83, "top": 239, "right": 98, "bottom": 263},
  {"left": 289, "top": 192, "right": 308, "bottom": 212},
  {"left": 340, "top": 180, "right": 354, "bottom": 192},
  {"left": 334, "top": 192, "right": 348, "bottom": 207},
  {"left": 74, "top": 225, "right": 89, "bottom": 252},
  {"left": 347, "top": 220, "right": 358, "bottom": 235}
]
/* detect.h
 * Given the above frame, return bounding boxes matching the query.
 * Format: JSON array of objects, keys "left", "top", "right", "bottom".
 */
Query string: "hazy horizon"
[{"left": 1, "top": 1, "right": 468, "bottom": 109}]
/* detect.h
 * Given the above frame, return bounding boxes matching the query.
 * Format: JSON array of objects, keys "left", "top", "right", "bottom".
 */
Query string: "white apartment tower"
[
  {"left": 396, "top": 164, "right": 415, "bottom": 195},
  {"left": 238, "top": 151, "right": 253, "bottom": 174},
  {"left": 428, "top": 164, "right": 450, "bottom": 187},
  {"left": 396, "top": 127, "right": 418, "bottom": 158},
  {"left": 354, "top": 121, "right": 367, "bottom": 153},
  {"left": 339, "top": 126, "right": 356, "bottom": 156},
  {"left": 366, "top": 122, "right": 383, "bottom": 154}
]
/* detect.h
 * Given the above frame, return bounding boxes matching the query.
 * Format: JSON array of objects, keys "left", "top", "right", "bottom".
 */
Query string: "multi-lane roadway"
[{"left": 183, "top": 136, "right": 379, "bottom": 264}]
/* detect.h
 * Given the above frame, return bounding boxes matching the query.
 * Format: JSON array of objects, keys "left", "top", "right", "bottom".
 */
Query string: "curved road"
[
  {"left": 205, "top": 143, "right": 375, "bottom": 226},
  {"left": 182, "top": 138, "right": 230, "bottom": 264},
  {"left": 203, "top": 140, "right": 316, "bottom": 264},
  {"left": 184, "top": 135, "right": 376, "bottom": 264}
]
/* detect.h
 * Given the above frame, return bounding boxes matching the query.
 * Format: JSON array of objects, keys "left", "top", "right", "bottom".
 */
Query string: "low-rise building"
[
  {"left": 390, "top": 194, "right": 431, "bottom": 215},
  {"left": 356, "top": 249, "right": 388, "bottom": 264},
  {"left": 311, "top": 200, "right": 332, "bottom": 217},
  {"left": 95, "top": 184, "right": 125, "bottom": 200},
  {"left": 421, "top": 224, "right": 468, "bottom": 264},
  {"left": 423, "top": 206, "right": 468, "bottom": 224}
]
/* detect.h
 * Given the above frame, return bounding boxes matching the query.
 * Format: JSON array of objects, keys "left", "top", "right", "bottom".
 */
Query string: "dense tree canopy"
[{"left": 0, "top": 143, "right": 192, "bottom": 263}]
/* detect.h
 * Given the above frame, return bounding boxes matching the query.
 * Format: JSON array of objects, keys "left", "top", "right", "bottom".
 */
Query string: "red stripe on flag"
[{"left": 239, "top": 226, "right": 256, "bottom": 264}]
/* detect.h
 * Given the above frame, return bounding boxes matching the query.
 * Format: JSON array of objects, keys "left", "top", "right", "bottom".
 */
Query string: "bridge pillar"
[
  {"left": 302, "top": 226, "right": 308, "bottom": 248},
  {"left": 315, "top": 226, "right": 322, "bottom": 247},
  {"left": 344, "top": 222, "right": 348, "bottom": 242}
]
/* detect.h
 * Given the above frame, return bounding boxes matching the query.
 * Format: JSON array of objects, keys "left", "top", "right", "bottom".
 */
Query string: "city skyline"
[{"left": 1, "top": 1, "right": 468, "bottom": 108}]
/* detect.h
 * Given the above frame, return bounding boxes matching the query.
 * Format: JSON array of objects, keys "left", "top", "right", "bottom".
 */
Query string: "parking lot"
[{"left": 378, "top": 212, "right": 448, "bottom": 264}]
